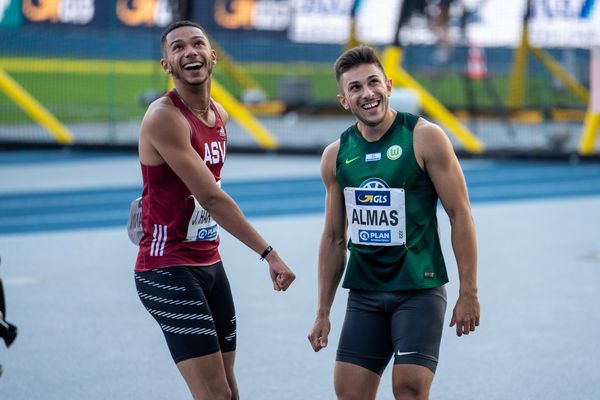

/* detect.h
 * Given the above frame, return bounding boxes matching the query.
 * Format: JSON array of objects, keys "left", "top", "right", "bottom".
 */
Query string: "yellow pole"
[
  {"left": 507, "top": 24, "right": 529, "bottom": 109},
  {"left": 578, "top": 113, "right": 600, "bottom": 154},
  {"left": 382, "top": 46, "right": 485, "bottom": 153},
  {"left": 529, "top": 46, "right": 589, "bottom": 104},
  {"left": 578, "top": 46, "right": 600, "bottom": 155},
  {"left": 0, "top": 67, "right": 74, "bottom": 144},
  {"left": 211, "top": 80, "right": 279, "bottom": 150}
]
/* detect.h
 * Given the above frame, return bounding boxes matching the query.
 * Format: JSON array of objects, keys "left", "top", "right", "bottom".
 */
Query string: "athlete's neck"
[
  {"left": 172, "top": 84, "right": 211, "bottom": 115},
  {"left": 357, "top": 109, "right": 397, "bottom": 142}
]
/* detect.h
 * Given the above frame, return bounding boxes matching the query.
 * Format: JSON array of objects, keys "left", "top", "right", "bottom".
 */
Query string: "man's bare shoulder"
[
  {"left": 143, "top": 96, "right": 178, "bottom": 124},
  {"left": 413, "top": 117, "right": 455, "bottom": 169},
  {"left": 322, "top": 139, "right": 341, "bottom": 160},
  {"left": 141, "top": 96, "right": 187, "bottom": 136},
  {"left": 414, "top": 117, "right": 453, "bottom": 151},
  {"left": 320, "top": 140, "right": 340, "bottom": 181},
  {"left": 138, "top": 95, "right": 191, "bottom": 166},
  {"left": 413, "top": 117, "right": 447, "bottom": 142}
]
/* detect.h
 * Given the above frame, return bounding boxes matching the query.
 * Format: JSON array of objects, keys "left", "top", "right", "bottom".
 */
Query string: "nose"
[
  {"left": 361, "top": 85, "right": 375, "bottom": 99},
  {"left": 183, "top": 43, "right": 198, "bottom": 57}
]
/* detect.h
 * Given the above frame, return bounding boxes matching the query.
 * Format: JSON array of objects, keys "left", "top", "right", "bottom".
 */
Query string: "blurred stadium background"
[{"left": 0, "top": 0, "right": 599, "bottom": 158}]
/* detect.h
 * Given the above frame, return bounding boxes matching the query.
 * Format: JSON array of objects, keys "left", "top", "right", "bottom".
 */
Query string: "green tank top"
[{"left": 336, "top": 112, "right": 448, "bottom": 291}]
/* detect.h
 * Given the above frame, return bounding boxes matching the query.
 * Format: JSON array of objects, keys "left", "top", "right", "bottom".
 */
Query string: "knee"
[
  {"left": 194, "top": 385, "right": 232, "bottom": 400},
  {"left": 392, "top": 381, "right": 428, "bottom": 400},
  {"left": 335, "top": 388, "right": 362, "bottom": 400},
  {"left": 335, "top": 382, "right": 372, "bottom": 400}
]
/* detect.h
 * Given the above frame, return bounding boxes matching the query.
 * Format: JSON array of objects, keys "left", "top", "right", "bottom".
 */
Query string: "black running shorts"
[
  {"left": 336, "top": 287, "right": 447, "bottom": 375},
  {"left": 135, "top": 262, "right": 236, "bottom": 363}
]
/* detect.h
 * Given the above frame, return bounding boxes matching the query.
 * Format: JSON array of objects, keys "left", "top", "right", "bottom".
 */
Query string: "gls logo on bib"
[{"left": 355, "top": 190, "right": 391, "bottom": 206}]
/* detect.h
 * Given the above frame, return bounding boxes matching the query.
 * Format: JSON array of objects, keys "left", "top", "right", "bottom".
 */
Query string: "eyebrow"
[
  {"left": 346, "top": 74, "right": 380, "bottom": 86},
  {"left": 168, "top": 35, "right": 206, "bottom": 46}
]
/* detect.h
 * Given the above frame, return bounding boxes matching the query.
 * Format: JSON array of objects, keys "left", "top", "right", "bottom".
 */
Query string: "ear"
[
  {"left": 386, "top": 79, "right": 392, "bottom": 96},
  {"left": 160, "top": 59, "right": 171, "bottom": 74},
  {"left": 211, "top": 49, "right": 217, "bottom": 65},
  {"left": 337, "top": 94, "right": 350, "bottom": 110}
]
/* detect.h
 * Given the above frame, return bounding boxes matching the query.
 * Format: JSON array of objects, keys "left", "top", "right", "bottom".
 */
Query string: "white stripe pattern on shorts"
[
  {"left": 137, "top": 291, "right": 202, "bottom": 306},
  {"left": 148, "top": 308, "right": 213, "bottom": 321},
  {"left": 135, "top": 275, "right": 186, "bottom": 291},
  {"left": 160, "top": 323, "right": 217, "bottom": 336}
]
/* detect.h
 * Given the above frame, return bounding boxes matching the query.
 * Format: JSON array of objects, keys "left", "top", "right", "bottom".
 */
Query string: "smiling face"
[
  {"left": 160, "top": 25, "right": 216, "bottom": 86},
  {"left": 337, "top": 63, "right": 392, "bottom": 128}
]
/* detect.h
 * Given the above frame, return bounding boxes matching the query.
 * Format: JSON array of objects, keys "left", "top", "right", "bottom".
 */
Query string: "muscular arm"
[
  {"left": 414, "top": 118, "right": 480, "bottom": 336},
  {"left": 308, "top": 141, "right": 347, "bottom": 351},
  {"left": 140, "top": 102, "right": 294, "bottom": 290}
]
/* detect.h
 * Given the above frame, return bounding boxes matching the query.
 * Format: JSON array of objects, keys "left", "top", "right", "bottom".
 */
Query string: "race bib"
[
  {"left": 127, "top": 197, "right": 143, "bottom": 245},
  {"left": 343, "top": 187, "right": 406, "bottom": 246},
  {"left": 126, "top": 181, "right": 221, "bottom": 245},
  {"left": 184, "top": 181, "right": 221, "bottom": 242}
]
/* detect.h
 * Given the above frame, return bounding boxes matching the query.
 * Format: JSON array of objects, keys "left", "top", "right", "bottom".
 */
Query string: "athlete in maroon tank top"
[
  {"left": 135, "top": 92, "right": 227, "bottom": 271},
  {"left": 132, "top": 20, "right": 295, "bottom": 400}
]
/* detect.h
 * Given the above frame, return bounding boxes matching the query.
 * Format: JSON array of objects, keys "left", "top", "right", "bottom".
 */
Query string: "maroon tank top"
[{"left": 135, "top": 90, "right": 227, "bottom": 272}]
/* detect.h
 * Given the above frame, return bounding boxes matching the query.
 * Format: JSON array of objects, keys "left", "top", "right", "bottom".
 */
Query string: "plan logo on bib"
[{"left": 387, "top": 145, "right": 402, "bottom": 160}]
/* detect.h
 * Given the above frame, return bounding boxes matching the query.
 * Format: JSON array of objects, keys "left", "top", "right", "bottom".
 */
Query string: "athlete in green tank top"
[
  {"left": 336, "top": 112, "right": 448, "bottom": 291},
  {"left": 308, "top": 45, "right": 480, "bottom": 400}
]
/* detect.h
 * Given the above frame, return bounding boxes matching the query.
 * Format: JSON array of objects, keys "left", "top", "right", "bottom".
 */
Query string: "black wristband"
[{"left": 260, "top": 245, "right": 273, "bottom": 261}]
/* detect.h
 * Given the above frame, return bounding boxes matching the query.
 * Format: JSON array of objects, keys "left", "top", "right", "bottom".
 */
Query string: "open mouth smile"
[
  {"left": 361, "top": 100, "right": 380, "bottom": 110},
  {"left": 183, "top": 62, "right": 204, "bottom": 71}
]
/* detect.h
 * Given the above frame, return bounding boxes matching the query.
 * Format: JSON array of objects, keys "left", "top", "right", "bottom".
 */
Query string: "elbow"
[
  {"left": 328, "top": 234, "right": 347, "bottom": 252},
  {"left": 447, "top": 207, "right": 473, "bottom": 226},
  {"left": 334, "top": 236, "right": 347, "bottom": 250},
  {"left": 197, "top": 190, "right": 222, "bottom": 213},
  {"left": 321, "top": 231, "right": 346, "bottom": 251}
]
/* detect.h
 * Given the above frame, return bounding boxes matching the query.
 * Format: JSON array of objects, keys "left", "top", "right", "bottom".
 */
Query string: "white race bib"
[
  {"left": 184, "top": 181, "right": 220, "bottom": 242},
  {"left": 343, "top": 187, "right": 406, "bottom": 246}
]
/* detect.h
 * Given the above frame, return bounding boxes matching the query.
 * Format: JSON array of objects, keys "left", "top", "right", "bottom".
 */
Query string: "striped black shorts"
[{"left": 135, "top": 262, "right": 236, "bottom": 363}]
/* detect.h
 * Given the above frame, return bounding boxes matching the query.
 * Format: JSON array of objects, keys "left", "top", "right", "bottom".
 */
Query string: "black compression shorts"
[
  {"left": 336, "top": 286, "right": 447, "bottom": 375},
  {"left": 135, "top": 262, "right": 236, "bottom": 363}
]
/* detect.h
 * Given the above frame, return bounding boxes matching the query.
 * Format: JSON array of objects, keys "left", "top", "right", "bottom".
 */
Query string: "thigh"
[
  {"left": 392, "top": 364, "right": 434, "bottom": 400},
  {"left": 390, "top": 286, "right": 447, "bottom": 373},
  {"left": 335, "top": 361, "right": 381, "bottom": 400},
  {"left": 135, "top": 267, "right": 221, "bottom": 363},
  {"left": 336, "top": 290, "right": 393, "bottom": 376},
  {"left": 204, "top": 262, "right": 237, "bottom": 353},
  {"left": 177, "top": 352, "right": 232, "bottom": 400}
]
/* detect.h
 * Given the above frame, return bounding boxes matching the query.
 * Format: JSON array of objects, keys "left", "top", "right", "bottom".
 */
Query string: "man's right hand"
[
  {"left": 308, "top": 317, "right": 331, "bottom": 352},
  {"left": 265, "top": 251, "right": 295, "bottom": 291}
]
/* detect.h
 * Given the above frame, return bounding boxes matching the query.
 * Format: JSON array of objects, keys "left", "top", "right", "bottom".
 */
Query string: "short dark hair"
[
  {"left": 160, "top": 20, "right": 205, "bottom": 53},
  {"left": 334, "top": 45, "right": 386, "bottom": 84}
]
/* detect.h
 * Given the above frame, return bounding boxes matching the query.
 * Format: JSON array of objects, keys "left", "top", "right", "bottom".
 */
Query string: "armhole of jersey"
[
  {"left": 402, "top": 112, "right": 420, "bottom": 131},
  {"left": 211, "top": 99, "right": 225, "bottom": 126},
  {"left": 165, "top": 91, "right": 194, "bottom": 141},
  {"left": 403, "top": 113, "right": 427, "bottom": 175},
  {"left": 181, "top": 111, "right": 193, "bottom": 141},
  {"left": 336, "top": 129, "right": 350, "bottom": 169}
]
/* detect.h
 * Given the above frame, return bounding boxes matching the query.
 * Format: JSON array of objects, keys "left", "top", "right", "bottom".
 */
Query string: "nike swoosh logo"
[
  {"left": 345, "top": 156, "right": 360, "bottom": 164},
  {"left": 396, "top": 351, "right": 418, "bottom": 357}
]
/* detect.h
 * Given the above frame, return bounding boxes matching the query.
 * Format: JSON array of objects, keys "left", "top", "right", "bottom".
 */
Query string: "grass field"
[{"left": 0, "top": 57, "right": 586, "bottom": 124}]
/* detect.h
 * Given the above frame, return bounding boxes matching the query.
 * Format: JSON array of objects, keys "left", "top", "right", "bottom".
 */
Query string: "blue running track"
[{"left": 1, "top": 159, "right": 600, "bottom": 235}]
